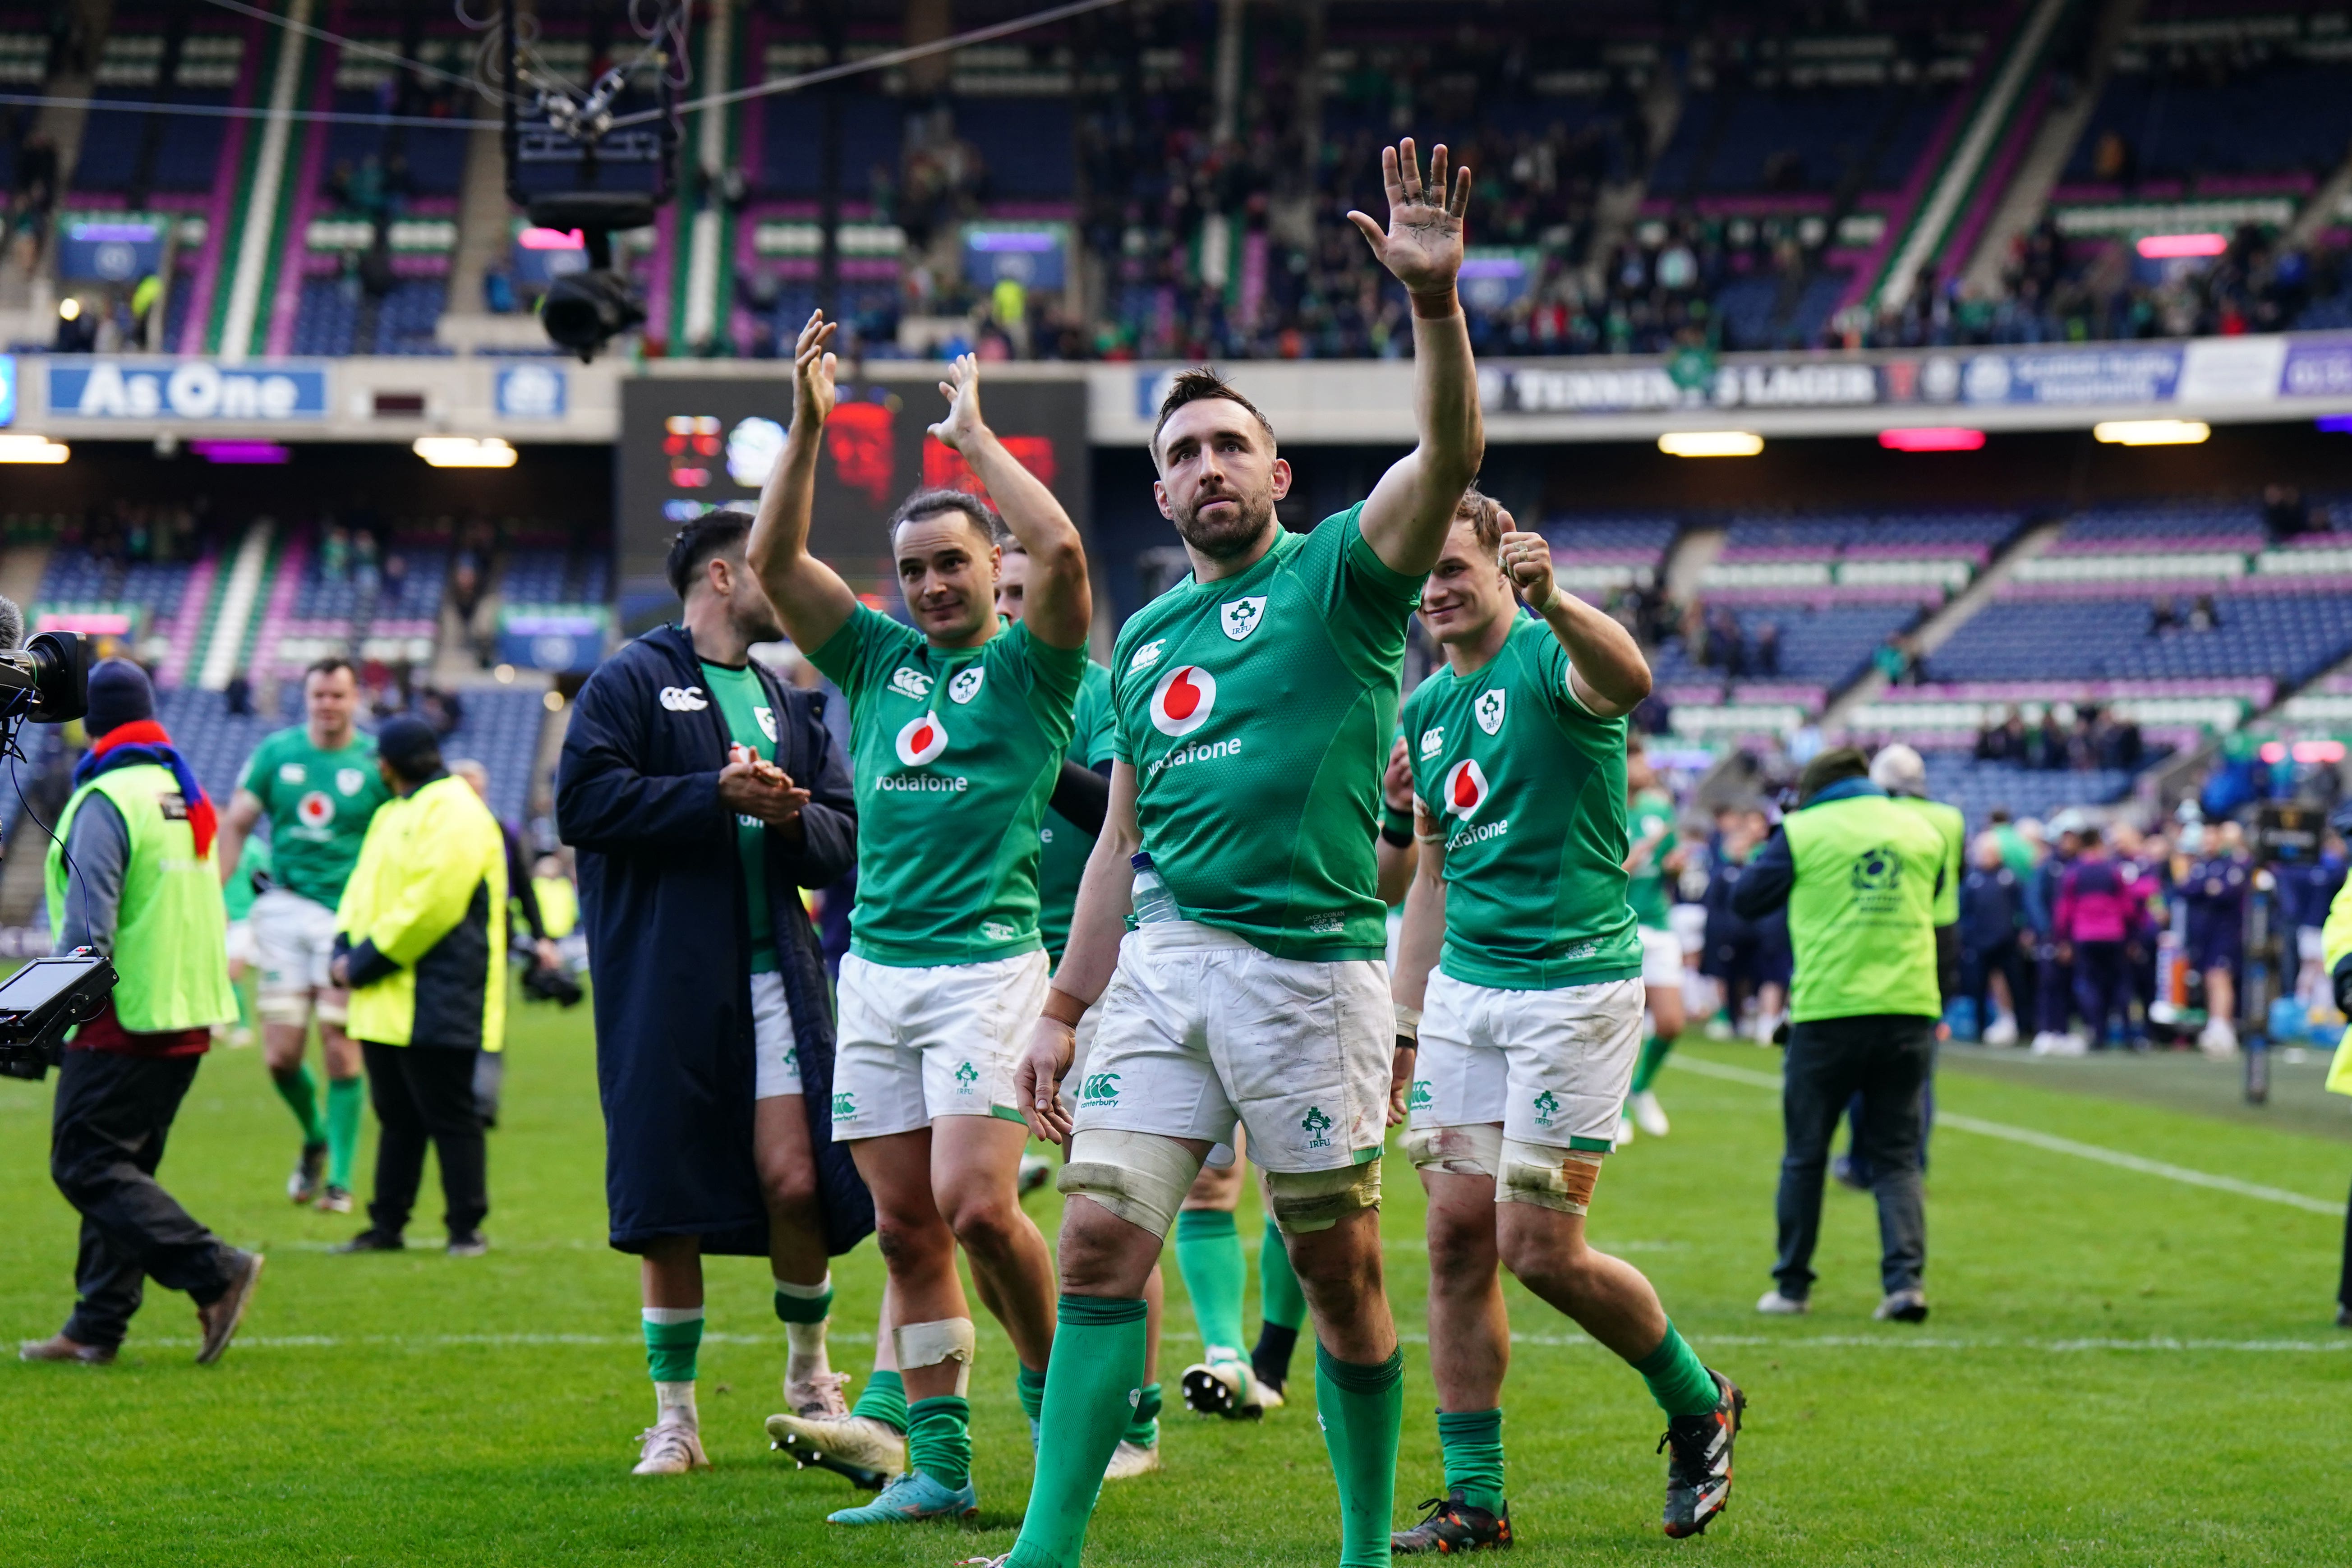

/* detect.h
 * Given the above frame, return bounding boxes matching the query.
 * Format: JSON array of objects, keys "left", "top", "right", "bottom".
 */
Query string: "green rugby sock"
[
  {"left": 1258, "top": 1214, "right": 1307, "bottom": 1329},
  {"left": 642, "top": 1309, "right": 704, "bottom": 1384},
  {"left": 1003, "top": 1295, "right": 1148, "bottom": 1568},
  {"left": 773, "top": 1278, "right": 834, "bottom": 1324},
  {"left": 1437, "top": 1408, "right": 1505, "bottom": 1513},
  {"left": 1629, "top": 1034, "right": 1675, "bottom": 1095},
  {"left": 1174, "top": 1209, "right": 1247, "bottom": 1359},
  {"left": 1631, "top": 1322, "right": 1718, "bottom": 1418},
  {"left": 852, "top": 1367, "right": 908, "bottom": 1433},
  {"left": 324, "top": 1075, "right": 364, "bottom": 1189},
  {"left": 1123, "top": 1381, "right": 1162, "bottom": 1447},
  {"left": 1017, "top": 1362, "right": 1047, "bottom": 1425},
  {"left": 272, "top": 1062, "right": 324, "bottom": 1144},
  {"left": 907, "top": 1396, "right": 972, "bottom": 1490},
  {"left": 1316, "top": 1343, "right": 1406, "bottom": 1568}
]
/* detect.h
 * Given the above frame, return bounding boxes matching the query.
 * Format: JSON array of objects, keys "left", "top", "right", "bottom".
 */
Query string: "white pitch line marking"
[{"left": 1668, "top": 1054, "right": 2342, "bottom": 1215}]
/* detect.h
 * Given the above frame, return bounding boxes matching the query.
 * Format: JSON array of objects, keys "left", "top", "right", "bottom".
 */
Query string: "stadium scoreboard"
[{"left": 617, "top": 374, "right": 1088, "bottom": 631}]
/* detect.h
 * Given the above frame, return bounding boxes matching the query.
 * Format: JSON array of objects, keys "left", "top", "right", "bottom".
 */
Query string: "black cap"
[
  {"left": 85, "top": 658, "right": 155, "bottom": 740},
  {"left": 375, "top": 715, "right": 443, "bottom": 784}
]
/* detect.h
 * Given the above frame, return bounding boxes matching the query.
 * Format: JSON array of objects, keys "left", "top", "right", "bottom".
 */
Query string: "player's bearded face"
[
  {"left": 723, "top": 552, "right": 785, "bottom": 644},
  {"left": 1172, "top": 482, "right": 1275, "bottom": 560},
  {"left": 1156, "top": 402, "right": 1282, "bottom": 561}
]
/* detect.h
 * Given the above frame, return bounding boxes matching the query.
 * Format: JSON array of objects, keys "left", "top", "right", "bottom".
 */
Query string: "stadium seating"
[
  {"left": 1548, "top": 515, "right": 1678, "bottom": 596},
  {"left": 1917, "top": 750, "right": 2145, "bottom": 832}
]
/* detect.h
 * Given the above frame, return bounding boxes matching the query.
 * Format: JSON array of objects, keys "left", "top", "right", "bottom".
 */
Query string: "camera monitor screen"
[{"left": 0, "top": 956, "right": 107, "bottom": 1017}]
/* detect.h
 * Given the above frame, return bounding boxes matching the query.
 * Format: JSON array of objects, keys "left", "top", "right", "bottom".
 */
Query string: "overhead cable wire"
[
  {"left": 0, "top": 90, "right": 501, "bottom": 129},
  {"left": 17, "top": 0, "right": 1128, "bottom": 133},
  {"left": 604, "top": 0, "right": 1128, "bottom": 127},
  {"left": 199, "top": 0, "right": 491, "bottom": 95}
]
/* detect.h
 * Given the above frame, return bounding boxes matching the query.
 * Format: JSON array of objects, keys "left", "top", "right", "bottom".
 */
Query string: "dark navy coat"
[{"left": 557, "top": 623, "right": 871, "bottom": 1256}]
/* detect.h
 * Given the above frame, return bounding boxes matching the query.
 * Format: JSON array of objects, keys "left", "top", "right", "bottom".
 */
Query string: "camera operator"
[{"left": 19, "top": 660, "right": 264, "bottom": 1366}]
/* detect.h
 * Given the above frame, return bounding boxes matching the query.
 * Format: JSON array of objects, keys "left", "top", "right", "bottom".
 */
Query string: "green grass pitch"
[{"left": 5, "top": 998, "right": 2347, "bottom": 1566}]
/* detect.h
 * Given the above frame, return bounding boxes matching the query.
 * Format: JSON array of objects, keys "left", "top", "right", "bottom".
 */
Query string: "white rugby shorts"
[
  {"left": 751, "top": 970, "right": 802, "bottom": 1100},
  {"left": 1409, "top": 970, "right": 1643, "bottom": 1151},
  {"left": 831, "top": 948, "right": 1048, "bottom": 1138},
  {"left": 225, "top": 919, "right": 257, "bottom": 969},
  {"left": 1639, "top": 923, "right": 1684, "bottom": 989},
  {"left": 1072, "top": 921, "right": 1389, "bottom": 1174},
  {"left": 253, "top": 887, "right": 339, "bottom": 998}
]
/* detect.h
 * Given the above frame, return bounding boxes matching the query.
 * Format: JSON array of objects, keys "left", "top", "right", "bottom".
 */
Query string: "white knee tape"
[
  {"left": 1265, "top": 1158, "right": 1383, "bottom": 1235},
  {"left": 313, "top": 994, "right": 350, "bottom": 1027},
  {"left": 1403, "top": 1122, "right": 1502, "bottom": 1179},
  {"left": 1056, "top": 1129, "right": 1200, "bottom": 1240},
  {"left": 1497, "top": 1139, "right": 1605, "bottom": 1215},
  {"left": 255, "top": 990, "right": 312, "bottom": 1026},
  {"left": 892, "top": 1318, "right": 977, "bottom": 1396}
]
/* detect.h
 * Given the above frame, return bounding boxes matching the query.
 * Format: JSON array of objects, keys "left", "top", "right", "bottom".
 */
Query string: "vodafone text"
[
  {"left": 1147, "top": 736, "right": 1243, "bottom": 779},
  {"left": 879, "top": 773, "right": 971, "bottom": 792},
  {"left": 1449, "top": 817, "right": 1510, "bottom": 848}
]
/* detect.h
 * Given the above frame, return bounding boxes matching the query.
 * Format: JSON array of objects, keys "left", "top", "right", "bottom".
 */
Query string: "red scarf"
[{"left": 83, "top": 720, "right": 218, "bottom": 859}]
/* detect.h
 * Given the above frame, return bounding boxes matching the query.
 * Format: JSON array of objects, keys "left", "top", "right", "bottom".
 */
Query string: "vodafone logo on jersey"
[
  {"left": 297, "top": 790, "right": 336, "bottom": 828},
  {"left": 1149, "top": 664, "right": 1217, "bottom": 737},
  {"left": 1442, "top": 759, "right": 1491, "bottom": 819},
  {"left": 895, "top": 711, "right": 950, "bottom": 767}
]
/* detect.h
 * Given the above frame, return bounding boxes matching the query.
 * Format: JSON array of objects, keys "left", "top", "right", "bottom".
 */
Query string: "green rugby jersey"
[
  {"left": 1627, "top": 787, "right": 1677, "bottom": 931},
  {"left": 810, "top": 604, "right": 1084, "bottom": 967},
  {"left": 1401, "top": 614, "right": 1642, "bottom": 990},
  {"left": 234, "top": 727, "right": 392, "bottom": 906},
  {"left": 1036, "top": 658, "right": 1115, "bottom": 963},
  {"left": 700, "top": 659, "right": 781, "bottom": 975},
  {"left": 1110, "top": 503, "right": 1420, "bottom": 961}
]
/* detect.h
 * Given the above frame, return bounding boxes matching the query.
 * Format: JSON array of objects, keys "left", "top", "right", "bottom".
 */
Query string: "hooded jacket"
[{"left": 557, "top": 624, "right": 868, "bottom": 1256}]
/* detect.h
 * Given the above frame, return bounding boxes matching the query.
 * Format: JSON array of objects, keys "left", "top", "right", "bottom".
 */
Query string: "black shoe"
[
  {"left": 2338, "top": 1304, "right": 2352, "bottom": 1329},
  {"left": 331, "top": 1229, "right": 405, "bottom": 1254},
  {"left": 1660, "top": 1370, "right": 1744, "bottom": 1539},
  {"left": 446, "top": 1231, "right": 489, "bottom": 1258},
  {"left": 288, "top": 1141, "right": 327, "bottom": 1205},
  {"left": 1392, "top": 1491, "right": 1512, "bottom": 1554}
]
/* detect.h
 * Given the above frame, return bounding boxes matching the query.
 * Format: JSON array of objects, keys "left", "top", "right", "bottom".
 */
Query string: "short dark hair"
[
  {"left": 1151, "top": 367, "right": 1275, "bottom": 459},
  {"left": 888, "top": 487, "right": 1003, "bottom": 552},
  {"left": 304, "top": 655, "right": 356, "bottom": 685},
  {"left": 1796, "top": 746, "right": 1871, "bottom": 806},
  {"left": 665, "top": 507, "right": 754, "bottom": 600},
  {"left": 1454, "top": 485, "right": 1504, "bottom": 555}
]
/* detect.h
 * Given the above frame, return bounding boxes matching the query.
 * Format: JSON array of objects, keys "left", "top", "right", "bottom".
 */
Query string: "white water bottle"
[{"left": 1130, "top": 852, "right": 1180, "bottom": 924}]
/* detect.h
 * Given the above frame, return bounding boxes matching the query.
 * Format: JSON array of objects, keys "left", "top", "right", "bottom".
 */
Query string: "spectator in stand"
[
  {"left": 2149, "top": 596, "right": 2181, "bottom": 636},
  {"left": 1754, "top": 621, "right": 1781, "bottom": 678},
  {"left": 2053, "top": 826, "right": 2142, "bottom": 1052},
  {"left": 1961, "top": 833, "right": 2027, "bottom": 1046},
  {"left": 2189, "top": 594, "right": 2223, "bottom": 633},
  {"left": 2263, "top": 484, "right": 2315, "bottom": 541}
]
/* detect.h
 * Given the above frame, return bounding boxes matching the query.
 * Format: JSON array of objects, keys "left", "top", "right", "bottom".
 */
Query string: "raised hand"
[
  {"left": 928, "top": 352, "right": 986, "bottom": 455},
  {"left": 791, "top": 309, "right": 838, "bottom": 429},
  {"left": 1347, "top": 138, "right": 1472, "bottom": 296},
  {"left": 1500, "top": 528, "right": 1558, "bottom": 612}
]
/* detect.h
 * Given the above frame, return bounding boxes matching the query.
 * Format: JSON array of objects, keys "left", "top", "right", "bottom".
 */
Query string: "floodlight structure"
[{"left": 492, "top": 0, "right": 685, "bottom": 362}]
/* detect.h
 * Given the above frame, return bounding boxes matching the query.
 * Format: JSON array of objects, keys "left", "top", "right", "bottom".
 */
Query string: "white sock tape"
[{"left": 893, "top": 1317, "right": 977, "bottom": 1396}]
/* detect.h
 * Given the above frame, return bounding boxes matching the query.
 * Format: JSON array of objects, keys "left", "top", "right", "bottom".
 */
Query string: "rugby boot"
[
  {"left": 768, "top": 1409, "right": 904, "bottom": 1490},
  {"left": 632, "top": 1420, "right": 710, "bottom": 1476},
  {"left": 1659, "top": 1370, "right": 1743, "bottom": 1538},
  {"left": 1102, "top": 1438, "right": 1162, "bottom": 1480},
  {"left": 1181, "top": 1355, "right": 1278, "bottom": 1418},
  {"left": 783, "top": 1368, "right": 852, "bottom": 1419},
  {"left": 1391, "top": 1491, "right": 1513, "bottom": 1554},
  {"left": 825, "top": 1470, "right": 977, "bottom": 1525},
  {"left": 288, "top": 1141, "right": 326, "bottom": 1205}
]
